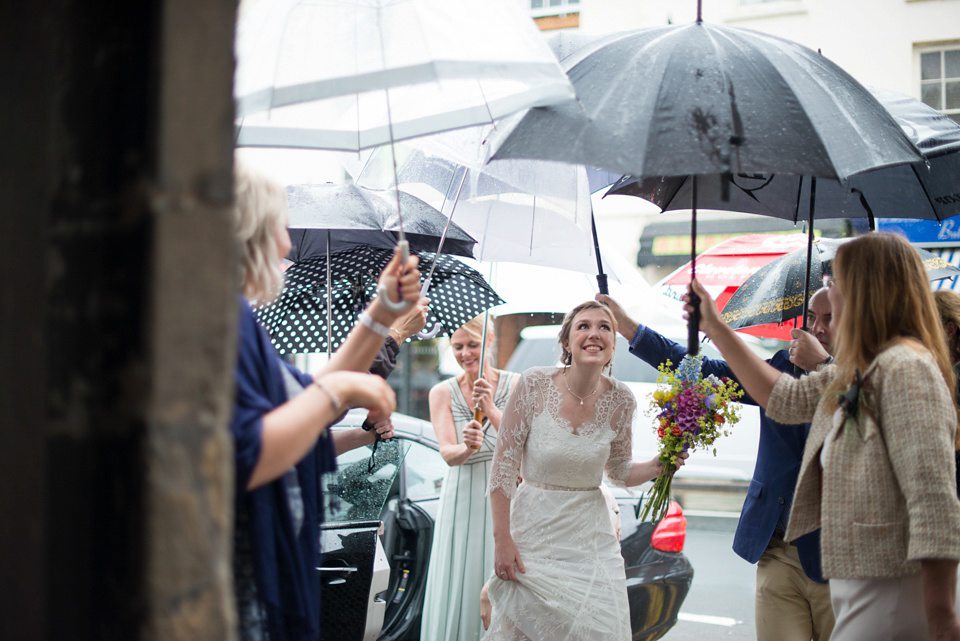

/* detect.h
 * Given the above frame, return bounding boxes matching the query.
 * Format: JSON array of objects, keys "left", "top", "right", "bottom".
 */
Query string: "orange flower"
[{"left": 715, "top": 413, "right": 725, "bottom": 424}]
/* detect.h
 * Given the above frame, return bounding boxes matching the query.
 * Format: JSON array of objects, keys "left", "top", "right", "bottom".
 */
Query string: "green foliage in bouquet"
[{"left": 639, "top": 353, "right": 743, "bottom": 522}]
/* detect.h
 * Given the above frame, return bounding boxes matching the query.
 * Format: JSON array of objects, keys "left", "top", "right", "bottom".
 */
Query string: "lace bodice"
[{"left": 489, "top": 367, "right": 636, "bottom": 498}]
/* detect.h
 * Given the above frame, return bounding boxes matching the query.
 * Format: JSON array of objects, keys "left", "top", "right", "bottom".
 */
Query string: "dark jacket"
[
  {"left": 628, "top": 325, "right": 825, "bottom": 582},
  {"left": 232, "top": 299, "right": 338, "bottom": 640}
]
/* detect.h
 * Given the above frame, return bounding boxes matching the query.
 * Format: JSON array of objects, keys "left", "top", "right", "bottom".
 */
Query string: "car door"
[{"left": 319, "top": 439, "right": 410, "bottom": 641}]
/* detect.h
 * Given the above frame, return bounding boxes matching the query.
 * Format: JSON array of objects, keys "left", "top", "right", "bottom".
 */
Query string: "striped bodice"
[{"left": 445, "top": 370, "right": 518, "bottom": 464}]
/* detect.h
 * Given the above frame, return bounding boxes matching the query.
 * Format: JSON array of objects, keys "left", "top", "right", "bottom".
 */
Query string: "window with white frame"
[
  {"left": 920, "top": 46, "right": 960, "bottom": 125},
  {"left": 529, "top": 0, "right": 579, "bottom": 18}
]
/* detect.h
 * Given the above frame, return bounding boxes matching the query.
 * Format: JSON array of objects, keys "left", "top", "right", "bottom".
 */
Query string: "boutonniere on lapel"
[{"left": 837, "top": 369, "right": 877, "bottom": 441}]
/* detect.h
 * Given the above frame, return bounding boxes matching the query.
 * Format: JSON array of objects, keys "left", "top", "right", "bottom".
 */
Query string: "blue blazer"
[{"left": 628, "top": 326, "right": 825, "bottom": 583}]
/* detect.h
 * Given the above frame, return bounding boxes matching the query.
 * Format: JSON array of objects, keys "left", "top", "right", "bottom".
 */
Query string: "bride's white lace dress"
[{"left": 486, "top": 367, "right": 636, "bottom": 641}]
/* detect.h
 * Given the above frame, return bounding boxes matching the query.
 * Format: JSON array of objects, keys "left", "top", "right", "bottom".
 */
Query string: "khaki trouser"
[{"left": 755, "top": 539, "right": 835, "bottom": 641}]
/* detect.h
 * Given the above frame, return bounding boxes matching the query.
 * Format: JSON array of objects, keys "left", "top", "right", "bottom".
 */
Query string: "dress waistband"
[{"left": 523, "top": 480, "right": 599, "bottom": 492}]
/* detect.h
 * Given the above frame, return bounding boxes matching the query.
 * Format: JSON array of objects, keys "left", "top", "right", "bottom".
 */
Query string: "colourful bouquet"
[{"left": 639, "top": 353, "right": 744, "bottom": 522}]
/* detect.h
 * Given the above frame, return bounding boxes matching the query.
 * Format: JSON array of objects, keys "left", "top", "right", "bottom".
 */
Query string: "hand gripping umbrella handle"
[
  {"left": 376, "top": 240, "right": 413, "bottom": 312},
  {"left": 415, "top": 276, "right": 441, "bottom": 339}
]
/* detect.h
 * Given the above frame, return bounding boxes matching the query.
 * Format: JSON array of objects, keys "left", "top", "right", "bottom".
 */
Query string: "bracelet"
[
  {"left": 821, "top": 355, "right": 835, "bottom": 366},
  {"left": 312, "top": 379, "right": 343, "bottom": 414},
  {"left": 359, "top": 312, "right": 391, "bottom": 338},
  {"left": 389, "top": 328, "right": 402, "bottom": 344}
]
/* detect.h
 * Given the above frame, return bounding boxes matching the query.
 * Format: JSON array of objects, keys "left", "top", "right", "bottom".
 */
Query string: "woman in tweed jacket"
[{"left": 687, "top": 233, "right": 960, "bottom": 641}]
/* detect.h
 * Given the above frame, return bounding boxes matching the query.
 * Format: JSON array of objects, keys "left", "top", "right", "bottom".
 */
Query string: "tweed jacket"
[{"left": 767, "top": 343, "right": 960, "bottom": 579}]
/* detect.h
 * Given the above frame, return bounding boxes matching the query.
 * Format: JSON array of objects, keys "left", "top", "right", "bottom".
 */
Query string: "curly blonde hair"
[{"left": 233, "top": 160, "right": 288, "bottom": 305}]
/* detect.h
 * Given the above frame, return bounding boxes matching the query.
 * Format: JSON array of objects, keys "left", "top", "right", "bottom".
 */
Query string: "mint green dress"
[{"left": 421, "top": 370, "right": 519, "bottom": 641}]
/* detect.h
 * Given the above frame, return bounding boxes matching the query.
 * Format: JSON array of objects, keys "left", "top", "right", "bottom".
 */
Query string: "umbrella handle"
[
  {"left": 686, "top": 291, "right": 701, "bottom": 356},
  {"left": 376, "top": 240, "right": 413, "bottom": 312},
  {"left": 417, "top": 323, "right": 443, "bottom": 340}
]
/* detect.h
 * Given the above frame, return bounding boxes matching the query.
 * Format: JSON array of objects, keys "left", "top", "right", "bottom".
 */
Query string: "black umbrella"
[
  {"left": 605, "top": 87, "right": 960, "bottom": 226},
  {"left": 606, "top": 87, "right": 960, "bottom": 334},
  {"left": 285, "top": 183, "right": 476, "bottom": 261},
  {"left": 720, "top": 238, "right": 960, "bottom": 330},
  {"left": 256, "top": 247, "right": 504, "bottom": 355},
  {"left": 488, "top": 12, "right": 921, "bottom": 353}
]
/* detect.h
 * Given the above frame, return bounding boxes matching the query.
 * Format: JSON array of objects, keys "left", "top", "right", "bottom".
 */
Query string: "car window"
[
  {"left": 323, "top": 439, "right": 411, "bottom": 523},
  {"left": 403, "top": 440, "right": 448, "bottom": 501}
]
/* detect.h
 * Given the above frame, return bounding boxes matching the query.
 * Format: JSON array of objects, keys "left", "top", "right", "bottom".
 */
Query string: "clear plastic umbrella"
[
  {"left": 234, "top": 0, "right": 575, "bottom": 152},
  {"left": 345, "top": 125, "right": 622, "bottom": 275}
]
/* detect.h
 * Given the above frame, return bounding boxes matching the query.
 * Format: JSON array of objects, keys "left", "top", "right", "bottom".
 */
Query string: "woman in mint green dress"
[{"left": 422, "top": 316, "right": 519, "bottom": 641}]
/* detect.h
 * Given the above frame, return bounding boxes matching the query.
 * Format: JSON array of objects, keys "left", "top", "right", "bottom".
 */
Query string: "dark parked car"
[{"left": 319, "top": 409, "right": 694, "bottom": 641}]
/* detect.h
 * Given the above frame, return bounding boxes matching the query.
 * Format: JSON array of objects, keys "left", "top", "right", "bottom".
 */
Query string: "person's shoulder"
[
  {"left": 876, "top": 340, "right": 935, "bottom": 367},
  {"left": 606, "top": 375, "right": 636, "bottom": 403},
  {"left": 429, "top": 378, "right": 454, "bottom": 400}
]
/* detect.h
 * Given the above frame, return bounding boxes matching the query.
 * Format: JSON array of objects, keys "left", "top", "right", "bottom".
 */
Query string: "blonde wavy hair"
[
  {"left": 233, "top": 160, "right": 288, "bottom": 305},
  {"left": 828, "top": 234, "right": 957, "bottom": 435},
  {"left": 557, "top": 300, "right": 618, "bottom": 368}
]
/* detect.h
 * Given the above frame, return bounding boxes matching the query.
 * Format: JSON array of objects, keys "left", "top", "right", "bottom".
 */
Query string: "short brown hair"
[{"left": 557, "top": 300, "right": 618, "bottom": 367}]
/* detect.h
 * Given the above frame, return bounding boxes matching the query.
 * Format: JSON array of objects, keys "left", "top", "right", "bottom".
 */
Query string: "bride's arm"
[
  {"left": 489, "top": 371, "right": 532, "bottom": 582},
  {"left": 605, "top": 389, "right": 686, "bottom": 487}
]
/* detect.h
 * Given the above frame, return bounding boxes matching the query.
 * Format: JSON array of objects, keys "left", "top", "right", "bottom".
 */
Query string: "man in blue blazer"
[{"left": 598, "top": 291, "right": 835, "bottom": 641}]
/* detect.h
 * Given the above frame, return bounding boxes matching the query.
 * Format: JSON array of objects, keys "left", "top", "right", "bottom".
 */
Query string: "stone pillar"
[{"left": 0, "top": 1, "right": 238, "bottom": 639}]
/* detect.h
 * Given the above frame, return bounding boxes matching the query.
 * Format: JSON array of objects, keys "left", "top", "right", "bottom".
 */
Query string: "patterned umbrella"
[
  {"left": 257, "top": 246, "right": 504, "bottom": 354},
  {"left": 721, "top": 238, "right": 960, "bottom": 332}
]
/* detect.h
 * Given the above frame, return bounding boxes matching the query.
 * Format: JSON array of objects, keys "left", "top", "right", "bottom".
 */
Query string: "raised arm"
[{"left": 687, "top": 281, "right": 781, "bottom": 407}]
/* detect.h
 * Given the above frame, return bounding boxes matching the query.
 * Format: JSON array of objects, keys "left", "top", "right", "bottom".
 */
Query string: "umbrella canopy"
[
  {"left": 721, "top": 238, "right": 960, "bottom": 332},
  {"left": 488, "top": 23, "right": 921, "bottom": 181},
  {"left": 258, "top": 247, "right": 504, "bottom": 354},
  {"left": 234, "top": 0, "right": 574, "bottom": 151},
  {"left": 606, "top": 87, "right": 960, "bottom": 224},
  {"left": 657, "top": 234, "right": 812, "bottom": 340},
  {"left": 347, "top": 126, "right": 620, "bottom": 274},
  {"left": 285, "top": 183, "right": 475, "bottom": 261}
]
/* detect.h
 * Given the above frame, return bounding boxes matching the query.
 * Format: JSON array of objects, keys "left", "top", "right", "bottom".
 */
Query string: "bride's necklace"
[{"left": 563, "top": 372, "right": 600, "bottom": 406}]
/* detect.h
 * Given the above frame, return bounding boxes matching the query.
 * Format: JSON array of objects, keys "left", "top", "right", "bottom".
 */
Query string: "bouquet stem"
[{"left": 640, "top": 465, "right": 676, "bottom": 523}]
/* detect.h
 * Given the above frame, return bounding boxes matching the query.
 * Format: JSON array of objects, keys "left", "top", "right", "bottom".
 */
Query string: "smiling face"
[
  {"left": 562, "top": 308, "right": 616, "bottom": 368},
  {"left": 450, "top": 328, "right": 484, "bottom": 377}
]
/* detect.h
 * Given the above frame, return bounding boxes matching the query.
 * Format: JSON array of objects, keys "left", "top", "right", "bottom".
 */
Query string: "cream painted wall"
[{"left": 569, "top": 0, "right": 960, "bottom": 97}]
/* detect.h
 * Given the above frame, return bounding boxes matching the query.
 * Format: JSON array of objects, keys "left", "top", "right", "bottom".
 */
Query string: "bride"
[{"left": 486, "top": 300, "right": 687, "bottom": 640}]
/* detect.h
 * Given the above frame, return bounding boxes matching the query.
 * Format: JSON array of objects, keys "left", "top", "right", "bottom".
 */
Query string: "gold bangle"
[
  {"left": 312, "top": 379, "right": 343, "bottom": 414},
  {"left": 389, "top": 328, "right": 402, "bottom": 343}
]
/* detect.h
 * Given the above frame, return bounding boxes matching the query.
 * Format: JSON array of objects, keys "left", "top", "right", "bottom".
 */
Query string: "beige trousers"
[{"left": 755, "top": 540, "right": 835, "bottom": 641}]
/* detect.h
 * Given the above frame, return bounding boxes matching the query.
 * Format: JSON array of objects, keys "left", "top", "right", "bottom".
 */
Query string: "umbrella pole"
[
  {"left": 326, "top": 231, "right": 333, "bottom": 359},
  {"left": 801, "top": 177, "right": 817, "bottom": 332},
  {"left": 591, "top": 208, "right": 609, "bottom": 295},
  {"left": 416, "top": 168, "right": 470, "bottom": 340},
  {"left": 470, "top": 263, "right": 495, "bottom": 450},
  {"left": 687, "top": 176, "right": 700, "bottom": 356}
]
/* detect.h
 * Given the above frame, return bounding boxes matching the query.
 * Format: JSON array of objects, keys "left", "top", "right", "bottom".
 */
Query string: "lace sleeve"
[
  {"left": 605, "top": 386, "right": 636, "bottom": 487},
  {"left": 488, "top": 370, "right": 533, "bottom": 499}
]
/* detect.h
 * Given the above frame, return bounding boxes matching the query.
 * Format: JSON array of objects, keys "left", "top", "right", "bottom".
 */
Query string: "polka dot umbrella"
[{"left": 256, "top": 246, "right": 504, "bottom": 355}]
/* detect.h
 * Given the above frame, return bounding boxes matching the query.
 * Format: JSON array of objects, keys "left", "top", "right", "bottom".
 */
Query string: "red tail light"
[{"left": 650, "top": 501, "right": 687, "bottom": 552}]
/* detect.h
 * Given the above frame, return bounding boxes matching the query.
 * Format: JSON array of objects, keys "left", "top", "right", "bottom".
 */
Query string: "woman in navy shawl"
[{"left": 229, "top": 161, "right": 421, "bottom": 641}]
